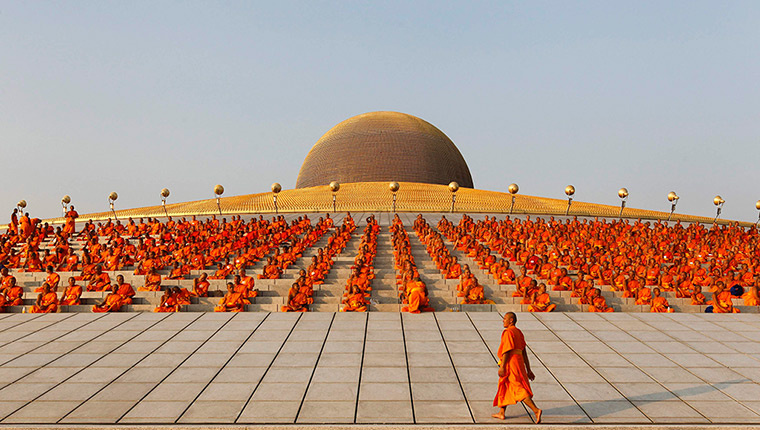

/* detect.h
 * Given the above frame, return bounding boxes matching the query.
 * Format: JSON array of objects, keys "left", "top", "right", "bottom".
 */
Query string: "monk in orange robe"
[
  {"left": 86, "top": 266, "right": 111, "bottom": 292},
  {"left": 258, "top": 257, "right": 282, "bottom": 279},
  {"left": 63, "top": 206, "right": 79, "bottom": 236},
  {"left": 492, "top": 312, "right": 542, "bottom": 423},
  {"left": 588, "top": 288, "right": 614, "bottom": 312},
  {"left": 236, "top": 270, "right": 259, "bottom": 303},
  {"left": 30, "top": 283, "right": 59, "bottom": 313},
  {"left": 3, "top": 278, "right": 23, "bottom": 306},
  {"left": 283, "top": 282, "right": 310, "bottom": 312},
  {"left": 154, "top": 289, "right": 180, "bottom": 312},
  {"left": 191, "top": 273, "right": 210, "bottom": 297},
  {"left": 215, "top": 282, "right": 244, "bottom": 312},
  {"left": 743, "top": 285, "right": 760, "bottom": 306},
  {"left": 43, "top": 266, "right": 60, "bottom": 292},
  {"left": 114, "top": 275, "right": 136, "bottom": 304},
  {"left": 711, "top": 281, "right": 739, "bottom": 313},
  {"left": 650, "top": 288, "right": 673, "bottom": 313},
  {"left": 446, "top": 257, "right": 462, "bottom": 279},
  {"left": 690, "top": 285, "right": 707, "bottom": 306},
  {"left": 60, "top": 277, "right": 83, "bottom": 306},
  {"left": 635, "top": 285, "right": 652, "bottom": 305},
  {"left": 341, "top": 284, "right": 368, "bottom": 312},
  {"left": 527, "top": 284, "right": 556, "bottom": 312},
  {"left": 138, "top": 268, "right": 162, "bottom": 292},
  {"left": 402, "top": 277, "right": 434, "bottom": 313},
  {"left": 92, "top": 284, "right": 124, "bottom": 312},
  {"left": 461, "top": 276, "right": 486, "bottom": 304}
]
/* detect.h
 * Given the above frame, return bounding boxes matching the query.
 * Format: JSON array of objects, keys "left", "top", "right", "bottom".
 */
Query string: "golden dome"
[{"left": 296, "top": 111, "right": 474, "bottom": 189}]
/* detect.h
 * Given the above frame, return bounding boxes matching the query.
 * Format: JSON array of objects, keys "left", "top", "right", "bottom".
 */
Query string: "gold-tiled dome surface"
[{"left": 295, "top": 111, "right": 474, "bottom": 189}]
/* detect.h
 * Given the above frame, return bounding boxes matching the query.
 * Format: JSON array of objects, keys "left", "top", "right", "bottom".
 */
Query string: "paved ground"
[{"left": 1, "top": 311, "right": 760, "bottom": 425}]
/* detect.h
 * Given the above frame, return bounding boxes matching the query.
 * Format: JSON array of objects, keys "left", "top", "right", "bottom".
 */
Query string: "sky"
[{"left": 1, "top": 1, "right": 759, "bottom": 222}]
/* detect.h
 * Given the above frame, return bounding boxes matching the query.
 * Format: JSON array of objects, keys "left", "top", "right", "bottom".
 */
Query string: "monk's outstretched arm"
[{"left": 522, "top": 349, "right": 535, "bottom": 380}]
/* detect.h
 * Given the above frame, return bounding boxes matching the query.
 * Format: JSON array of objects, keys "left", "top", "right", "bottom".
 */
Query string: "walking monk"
[{"left": 492, "top": 312, "right": 542, "bottom": 423}]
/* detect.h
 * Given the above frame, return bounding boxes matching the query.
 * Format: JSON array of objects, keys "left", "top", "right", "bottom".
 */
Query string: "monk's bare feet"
[
  {"left": 491, "top": 413, "right": 505, "bottom": 420},
  {"left": 535, "top": 408, "right": 542, "bottom": 424}
]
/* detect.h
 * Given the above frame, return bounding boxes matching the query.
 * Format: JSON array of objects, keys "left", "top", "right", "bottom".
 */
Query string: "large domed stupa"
[{"left": 296, "top": 111, "right": 474, "bottom": 189}]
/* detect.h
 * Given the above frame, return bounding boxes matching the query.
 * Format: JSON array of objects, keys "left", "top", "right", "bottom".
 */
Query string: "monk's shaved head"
[{"left": 505, "top": 312, "right": 517, "bottom": 323}]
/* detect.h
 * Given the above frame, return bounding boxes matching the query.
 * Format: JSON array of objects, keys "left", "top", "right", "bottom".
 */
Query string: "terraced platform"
[{"left": 1, "top": 311, "right": 760, "bottom": 425}]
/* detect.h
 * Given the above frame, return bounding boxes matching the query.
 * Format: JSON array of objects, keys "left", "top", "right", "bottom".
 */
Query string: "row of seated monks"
[
  {"left": 340, "top": 216, "right": 379, "bottom": 312},
  {"left": 390, "top": 215, "right": 434, "bottom": 313},
  {"left": 434, "top": 214, "right": 760, "bottom": 313}
]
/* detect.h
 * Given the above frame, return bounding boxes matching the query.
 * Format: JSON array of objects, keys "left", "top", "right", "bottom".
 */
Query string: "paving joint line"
[
  {"left": 433, "top": 313, "right": 476, "bottom": 423},
  {"left": 56, "top": 312, "right": 206, "bottom": 423},
  {"left": 294, "top": 312, "right": 337, "bottom": 423},
  {"left": 235, "top": 312, "right": 304, "bottom": 423},
  {"left": 353, "top": 312, "right": 369, "bottom": 423},
  {"left": 399, "top": 312, "right": 416, "bottom": 423},
  {"left": 0, "top": 313, "right": 76, "bottom": 358}
]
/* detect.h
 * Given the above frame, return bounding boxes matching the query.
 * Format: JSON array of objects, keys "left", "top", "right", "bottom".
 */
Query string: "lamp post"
[
  {"left": 449, "top": 182, "right": 459, "bottom": 213},
  {"left": 108, "top": 192, "right": 118, "bottom": 220},
  {"left": 329, "top": 181, "right": 340, "bottom": 212},
  {"left": 756, "top": 200, "right": 760, "bottom": 227},
  {"left": 667, "top": 191, "right": 679, "bottom": 221},
  {"left": 271, "top": 183, "right": 282, "bottom": 214},
  {"left": 564, "top": 185, "right": 575, "bottom": 216},
  {"left": 713, "top": 195, "right": 725, "bottom": 223},
  {"left": 618, "top": 188, "right": 629, "bottom": 219},
  {"left": 389, "top": 182, "right": 400, "bottom": 213},
  {"left": 161, "top": 188, "right": 170, "bottom": 217},
  {"left": 17, "top": 200, "right": 27, "bottom": 214},
  {"left": 508, "top": 183, "right": 519, "bottom": 214},
  {"left": 61, "top": 195, "right": 71, "bottom": 217},
  {"left": 214, "top": 185, "right": 224, "bottom": 216}
]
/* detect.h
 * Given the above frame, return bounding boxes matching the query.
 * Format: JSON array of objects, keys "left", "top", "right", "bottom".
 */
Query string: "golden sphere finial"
[
  {"left": 713, "top": 195, "right": 724, "bottom": 206},
  {"left": 448, "top": 182, "right": 459, "bottom": 193},
  {"left": 214, "top": 184, "right": 224, "bottom": 196},
  {"left": 389, "top": 182, "right": 400, "bottom": 193},
  {"left": 17, "top": 200, "right": 27, "bottom": 209},
  {"left": 109, "top": 192, "right": 118, "bottom": 201},
  {"left": 329, "top": 181, "right": 340, "bottom": 193},
  {"left": 61, "top": 195, "right": 71, "bottom": 204},
  {"left": 508, "top": 183, "right": 519, "bottom": 195},
  {"left": 565, "top": 185, "right": 575, "bottom": 196},
  {"left": 271, "top": 183, "right": 282, "bottom": 194},
  {"left": 756, "top": 200, "right": 760, "bottom": 210},
  {"left": 161, "top": 188, "right": 170, "bottom": 198},
  {"left": 618, "top": 188, "right": 629, "bottom": 199},
  {"left": 667, "top": 191, "right": 679, "bottom": 202}
]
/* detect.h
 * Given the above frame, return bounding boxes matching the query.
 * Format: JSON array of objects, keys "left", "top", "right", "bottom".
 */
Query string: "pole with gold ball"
[
  {"left": 713, "top": 195, "right": 725, "bottom": 223},
  {"left": 160, "top": 188, "right": 170, "bottom": 217},
  {"left": 17, "top": 199, "right": 27, "bottom": 215},
  {"left": 508, "top": 183, "right": 519, "bottom": 214},
  {"left": 564, "top": 185, "right": 575, "bottom": 216},
  {"left": 214, "top": 185, "right": 224, "bottom": 216},
  {"left": 329, "top": 181, "right": 340, "bottom": 213},
  {"left": 271, "top": 183, "right": 282, "bottom": 214},
  {"left": 755, "top": 200, "right": 760, "bottom": 226},
  {"left": 449, "top": 182, "right": 459, "bottom": 213},
  {"left": 108, "top": 192, "right": 118, "bottom": 220},
  {"left": 618, "top": 188, "right": 629, "bottom": 219},
  {"left": 667, "top": 191, "right": 679, "bottom": 221},
  {"left": 61, "top": 195, "right": 71, "bottom": 217},
  {"left": 389, "top": 182, "right": 400, "bottom": 213}
]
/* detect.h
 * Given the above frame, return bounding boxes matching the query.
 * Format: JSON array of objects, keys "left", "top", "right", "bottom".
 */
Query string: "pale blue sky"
[{"left": 2, "top": 1, "right": 758, "bottom": 221}]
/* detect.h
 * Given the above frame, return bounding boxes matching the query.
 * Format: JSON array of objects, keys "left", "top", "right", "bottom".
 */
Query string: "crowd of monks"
[{"left": 2, "top": 208, "right": 760, "bottom": 314}]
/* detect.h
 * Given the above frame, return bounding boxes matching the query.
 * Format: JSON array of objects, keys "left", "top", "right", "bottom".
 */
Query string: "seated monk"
[
  {"left": 446, "top": 257, "right": 462, "bottom": 279},
  {"left": 635, "top": 285, "right": 652, "bottom": 305},
  {"left": 282, "top": 282, "right": 310, "bottom": 312},
  {"left": 527, "top": 283, "right": 556, "bottom": 312},
  {"left": 191, "top": 273, "right": 210, "bottom": 297},
  {"left": 258, "top": 257, "right": 282, "bottom": 279},
  {"left": 60, "top": 277, "right": 83, "bottom": 306},
  {"left": 588, "top": 288, "right": 614, "bottom": 312},
  {"left": 30, "top": 283, "right": 59, "bottom": 313},
  {"left": 92, "top": 284, "right": 124, "bottom": 312},
  {"left": 3, "top": 278, "right": 23, "bottom": 307},
  {"left": 690, "top": 285, "right": 707, "bottom": 306},
  {"left": 711, "top": 281, "right": 739, "bottom": 313},
  {"left": 402, "top": 277, "right": 435, "bottom": 313},
  {"left": 115, "top": 275, "right": 136, "bottom": 305},
  {"left": 238, "top": 269, "right": 258, "bottom": 301},
  {"left": 743, "top": 285, "right": 760, "bottom": 306},
  {"left": 650, "top": 288, "right": 674, "bottom": 313},
  {"left": 341, "top": 284, "right": 368, "bottom": 312},
  {"left": 210, "top": 262, "right": 233, "bottom": 279},
  {"left": 86, "top": 266, "right": 111, "bottom": 292},
  {"left": 497, "top": 261, "right": 516, "bottom": 285},
  {"left": 461, "top": 276, "right": 486, "bottom": 304},
  {"left": 154, "top": 288, "right": 180, "bottom": 312},
  {"left": 138, "top": 268, "right": 162, "bottom": 292},
  {"left": 40, "top": 266, "right": 60, "bottom": 292},
  {"left": 167, "top": 263, "right": 185, "bottom": 280},
  {"left": 519, "top": 279, "right": 539, "bottom": 305},
  {"left": 214, "top": 282, "right": 244, "bottom": 312},
  {"left": 554, "top": 268, "right": 573, "bottom": 291}
]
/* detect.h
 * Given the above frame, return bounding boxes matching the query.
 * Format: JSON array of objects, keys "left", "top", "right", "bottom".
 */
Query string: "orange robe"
[
  {"left": 60, "top": 285, "right": 83, "bottom": 305},
  {"left": 650, "top": 296, "right": 673, "bottom": 313},
  {"left": 30, "top": 292, "right": 59, "bottom": 313},
  {"left": 215, "top": 292, "right": 244, "bottom": 312},
  {"left": 92, "top": 293, "right": 123, "bottom": 312},
  {"left": 116, "top": 283, "right": 136, "bottom": 305},
  {"left": 493, "top": 326, "right": 533, "bottom": 407},
  {"left": 589, "top": 296, "right": 614, "bottom": 312},
  {"left": 528, "top": 293, "right": 556, "bottom": 312}
]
